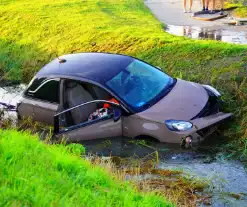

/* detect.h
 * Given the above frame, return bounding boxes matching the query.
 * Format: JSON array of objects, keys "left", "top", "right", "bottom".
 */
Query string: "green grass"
[
  {"left": 233, "top": 6, "right": 247, "bottom": 18},
  {"left": 225, "top": 2, "right": 247, "bottom": 18},
  {"left": 0, "top": 1, "right": 247, "bottom": 156},
  {"left": 0, "top": 129, "right": 172, "bottom": 207},
  {"left": 1, "top": 0, "right": 245, "bottom": 81},
  {"left": 0, "top": 0, "right": 172, "bottom": 80}
]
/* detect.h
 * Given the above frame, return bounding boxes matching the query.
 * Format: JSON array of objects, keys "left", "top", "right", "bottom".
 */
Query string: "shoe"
[
  {"left": 184, "top": 9, "right": 187, "bottom": 13},
  {"left": 220, "top": 9, "right": 224, "bottom": 15},
  {"left": 202, "top": 7, "right": 205, "bottom": 11},
  {"left": 188, "top": 9, "right": 192, "bottom": 13},
  {"left": 205, "top": 7, "right": 208, "bottom": 11}
]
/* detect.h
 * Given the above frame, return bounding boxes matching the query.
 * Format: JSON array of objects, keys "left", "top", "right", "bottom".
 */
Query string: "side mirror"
[{"left": 113, "top": 107, "right": 122, "bottom": 122}]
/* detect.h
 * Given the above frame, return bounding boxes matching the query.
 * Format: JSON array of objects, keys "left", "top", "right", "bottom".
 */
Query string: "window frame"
[
  {"left": 54, "top": 100, "right": 121, "bottom": 135},
  {"left": 24, "top": 78, "right": 60, "bottom": 104},
  {"left": 104, "top": 59, "right": 176, "bottom": 113},
  {"left": 60, "top": 78, "right": 130, "bottom": 112}
]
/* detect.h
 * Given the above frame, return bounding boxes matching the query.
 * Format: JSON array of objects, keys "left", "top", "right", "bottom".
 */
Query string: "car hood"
[{"left": 137, "top": 79, "right": 208, "bottom": 122}]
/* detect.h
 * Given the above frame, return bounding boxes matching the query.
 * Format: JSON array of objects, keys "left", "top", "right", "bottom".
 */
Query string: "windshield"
[{"left": 106, "top": 59, "right": 175, "bottom": 112}]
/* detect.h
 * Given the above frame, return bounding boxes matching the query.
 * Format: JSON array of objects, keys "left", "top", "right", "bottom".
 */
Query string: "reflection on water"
[{"left": 165, "top": 25, "right": 247, "bottom": 44}]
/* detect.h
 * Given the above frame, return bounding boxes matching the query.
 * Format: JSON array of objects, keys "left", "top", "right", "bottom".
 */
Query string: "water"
[
  {"left": 160, "top": 154, "right": 247, "bottom": 206},
  {"left": 1, "top": 85, "right": 247, "bottom": 206},
  {"left": 0, "top": 85, "right": 26, "bottom": 120},
  {"left": 73, "top": 133, "right": 247, "bottom": 206},
  {"left": 0, "top": 85, "right": 25, "bottom": 106},
  {"left": 83, "top": 136, "right": 247, "bottom": 206},
  {"left": 165, "top": 25, "right": 247, "bottom": 44}
]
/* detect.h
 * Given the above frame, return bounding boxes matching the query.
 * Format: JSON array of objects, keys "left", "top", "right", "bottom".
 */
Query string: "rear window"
[
  {"left": 27, "top": 77, "right": 47, "bottom": 91},
  {"left": 25, "top": 78, "right": 59, "bottom": 103}
]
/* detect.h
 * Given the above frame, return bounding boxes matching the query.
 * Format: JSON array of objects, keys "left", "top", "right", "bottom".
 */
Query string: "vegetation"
[
  {"left": 1, "top": 0, "right": 247, "bottom": 204},
  {"left": 0, "top": 115, "right": 209, "bottom": 206},
  {"left": 234, "top": 6, "right": 247, "bottom": 17},
  {"left": 1, "top": 0, "right": 247, "bottom": 156},
  {"left": 227, "top": 0, "right": 247, "bottom": 6},
  {"left": 107, "top": 155, "right": 210, "bottom": 206},
  {"left": 0, "top": 129, "right": 173, "bottom": 206},
  {"left": 1, "top": 0, "right": 172, "bottom": 80},
  {"left": 225, "top": 1, "right": 247, "bottom": 17}
]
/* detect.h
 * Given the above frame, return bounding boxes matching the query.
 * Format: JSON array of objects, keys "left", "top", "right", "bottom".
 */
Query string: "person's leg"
[
  {"left": 189, "top": 0, "right": 193, "bottom": 12},
  {"left": 201, "top": 0, "right": 205, "bottom": 11},
  {"left": 220, "top": 0, "right": 224, "bottom": 15},
  {"left": 184, "top": 0, "right": 187, "bottom": 12},
  {"left": 205, "top": 0, "right": 209, "bottom": 10},
  {"left": 212, "top": 0, "right": 215, "bottom": 10},
  {"left": 210, "top": 0, "right": 215, "bottom": 13}
]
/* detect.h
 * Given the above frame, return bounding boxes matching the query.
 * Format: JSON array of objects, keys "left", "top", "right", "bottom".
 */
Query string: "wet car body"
[{"left": 17, "top": 53, "right": 232, "bottom": 147}]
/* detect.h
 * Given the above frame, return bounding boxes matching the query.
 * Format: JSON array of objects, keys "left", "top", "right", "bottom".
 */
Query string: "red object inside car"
[{"left": 103, "top": 98, "right": 119, "bottom": 108}]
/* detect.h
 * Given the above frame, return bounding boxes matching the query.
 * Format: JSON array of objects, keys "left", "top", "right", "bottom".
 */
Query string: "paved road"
[{"left": 145, "top": 0, "right": 246, "bottom": 29}]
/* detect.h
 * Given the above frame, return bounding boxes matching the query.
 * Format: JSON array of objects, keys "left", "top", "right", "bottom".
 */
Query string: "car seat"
[
  {"left": 66, "top": 82, "right": 97, "bottom": 124},
  {"left": 92, "top": 85, "right": 111, "bottom": 100}
]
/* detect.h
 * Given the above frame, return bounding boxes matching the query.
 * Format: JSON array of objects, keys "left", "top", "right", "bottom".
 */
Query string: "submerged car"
[{"left": 17, "top": 53, "right": 232, "bottom": 147}]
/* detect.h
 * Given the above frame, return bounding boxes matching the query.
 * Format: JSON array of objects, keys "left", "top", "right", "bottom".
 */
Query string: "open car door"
[{"left": 53, "top": 100, "right": 123, "bottom": 142}]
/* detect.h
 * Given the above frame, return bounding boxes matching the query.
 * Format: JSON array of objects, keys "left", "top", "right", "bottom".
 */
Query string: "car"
[{"left": 17, "top": 52, "right": 232, "bottom": 148}]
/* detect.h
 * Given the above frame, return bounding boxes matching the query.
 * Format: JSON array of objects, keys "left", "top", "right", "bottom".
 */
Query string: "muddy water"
[
  {"left": 165, "top": 25, "right": 247, "bottom": 44},
  {"left": 160, "top": 154, "right": 247, "bottom": 206},
  {"left": 84, "top": 137, "right": 247, "bottom": 206},
  {"left": 1, "top": 85, "right": 247, "bottom": 206}
]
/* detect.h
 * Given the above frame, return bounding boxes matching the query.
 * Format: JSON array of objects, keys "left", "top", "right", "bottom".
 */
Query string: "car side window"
[
  {"left": 60, "top": 79, "right": 117, "bottom": 128},
  {"left": 26, "top": 79, "right": 59, "bottom": 103}
]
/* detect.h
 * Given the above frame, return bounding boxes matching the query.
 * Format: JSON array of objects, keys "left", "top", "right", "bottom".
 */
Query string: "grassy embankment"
[
  {"left": 1, "top": 0, "right": 246, "bottom": 205},
  {"left": 0, "top": 129, "right": 173, "bottom": 206},
  {"left": 1, "top": 0, "right": 247, "bottom": 157},
  {"left": 225, "top": 1, "right": 247, "bottom": 18}
]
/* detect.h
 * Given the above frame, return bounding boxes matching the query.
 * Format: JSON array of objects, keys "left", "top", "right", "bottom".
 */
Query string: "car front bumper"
[{"left": 180, "top": 112, "right": 232, "bottom": 146}]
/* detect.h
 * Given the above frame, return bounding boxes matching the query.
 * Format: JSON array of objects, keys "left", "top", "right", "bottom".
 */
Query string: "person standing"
[
  {"left": 205, "top": 0, "right": 224, "bottom": 14},
  {"left": 201, "top": 0, "right": 209, "bottom": 11},
  {"left": 209, "top": 0, "right": 216, "bottom": 13},
  {"left": 219, "top": 0, "right": 224, "bottom": 15},
  {"left": 183, "top": 0, "right": 193, "bottom": 13}
]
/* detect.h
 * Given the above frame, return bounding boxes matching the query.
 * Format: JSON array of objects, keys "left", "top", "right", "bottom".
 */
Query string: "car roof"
[{"left": 36, "top": 52, "right": 134, "bottom": 83}]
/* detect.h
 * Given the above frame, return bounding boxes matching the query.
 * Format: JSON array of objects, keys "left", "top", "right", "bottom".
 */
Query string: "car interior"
[{"left": 63, "top": 80, "right": 113, "bottom": 126}]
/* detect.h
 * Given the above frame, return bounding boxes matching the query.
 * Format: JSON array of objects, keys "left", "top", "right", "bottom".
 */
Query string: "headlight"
[
  {"left": 203, "top": 85, "right": 221, "bottom": 97},
  {"left": 165, "top": 120, "right": 193, "bottom": 131}
]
